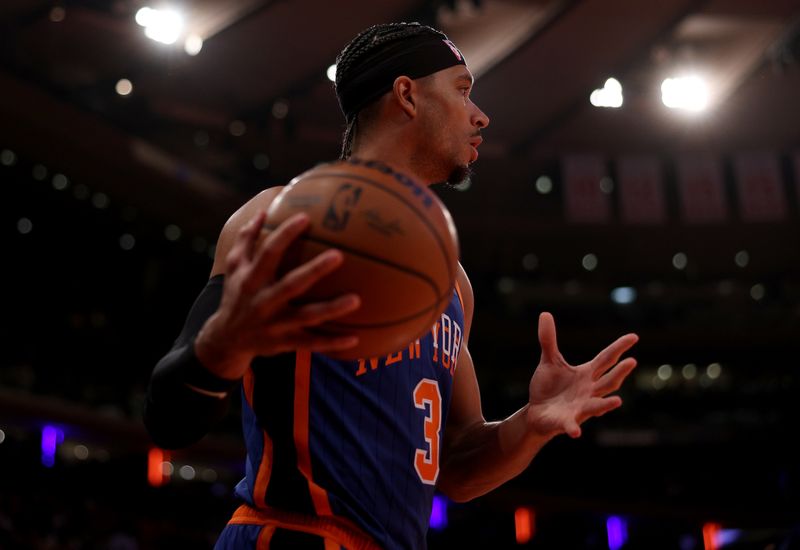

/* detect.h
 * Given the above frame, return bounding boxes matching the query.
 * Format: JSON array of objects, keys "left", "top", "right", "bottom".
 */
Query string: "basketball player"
[{"left": 144, "top": 22, "right": 639, "bottom": 549}]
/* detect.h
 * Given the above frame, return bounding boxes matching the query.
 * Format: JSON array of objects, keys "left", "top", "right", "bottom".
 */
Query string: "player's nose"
[{"left": 472, "top": 103, "right": 489, "bottom": 129}]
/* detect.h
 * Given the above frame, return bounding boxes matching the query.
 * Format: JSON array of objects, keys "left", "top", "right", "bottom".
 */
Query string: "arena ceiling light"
[
  {"left": 589, "top": 77, "right": 623, "bottom": 108},
  {"left": 184, "top": 34, "right": 203, "bottom": 56},
  {"left": 660, "top": 75, "right": 709, "bottom": 112},
  {"left": 135, "top": 7, "right": 184, "bottom": 45}
]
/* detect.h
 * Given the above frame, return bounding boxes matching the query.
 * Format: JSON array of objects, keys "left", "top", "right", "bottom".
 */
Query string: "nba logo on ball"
[{"left": 323, "top": 183, "right": 362, "bottom": 231}]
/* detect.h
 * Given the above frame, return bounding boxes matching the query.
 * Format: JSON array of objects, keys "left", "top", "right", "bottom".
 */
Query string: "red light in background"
[
  {"left": 515, "top": 507, "right": 535, "bottom": 544},
  {"left": 703, "top": 522, "right": 721, "bottom": 550},
  {"left": 148, "top": 447, "right": 169, "bottom": 487}
]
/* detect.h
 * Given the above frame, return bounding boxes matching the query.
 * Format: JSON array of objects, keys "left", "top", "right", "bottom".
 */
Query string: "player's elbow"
[
  {"left": 144, "top": 418, "right": 187, "bottom": 450},
  {"left": 145, "top": 427, "right": 186, "bottom": 451},
  {"left": 436, "top": 475, "right": 482, "bottom": 503},
  {"left": 441, "top": 489, "right": 477, "bottom": 503},
  {"left": 142, "top": 396, "right": 206, "bottom": 450},
  {"left": 143, "top": 411, "right": 182, "bottom": 450},
  {"left": 143, "top": 418, "right": 204, "bottom": 450}
]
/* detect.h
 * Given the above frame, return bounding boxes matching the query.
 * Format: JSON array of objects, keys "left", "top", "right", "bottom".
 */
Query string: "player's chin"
[{"left": 445, "top": 163, "right": 472, "bottom": 188}]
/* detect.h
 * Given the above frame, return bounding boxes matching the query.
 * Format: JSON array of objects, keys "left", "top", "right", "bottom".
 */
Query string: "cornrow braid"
[{"left": 334, "top": 22, "right": 446, "bottom": 159}]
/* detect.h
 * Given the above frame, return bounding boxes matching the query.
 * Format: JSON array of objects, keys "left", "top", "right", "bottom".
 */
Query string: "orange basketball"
[{"left": 265, "top": 158, "right": 459, "bottom": 360}]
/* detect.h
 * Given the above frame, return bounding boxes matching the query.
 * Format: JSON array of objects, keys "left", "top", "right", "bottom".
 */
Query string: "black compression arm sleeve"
[{"left": 143, "top": 275, "right": 240, "bottom": 449}]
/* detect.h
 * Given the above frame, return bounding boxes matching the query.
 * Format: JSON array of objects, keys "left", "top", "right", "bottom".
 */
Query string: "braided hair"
[{"left": 334, "top": 22, "right": 447, "bottom": 159}]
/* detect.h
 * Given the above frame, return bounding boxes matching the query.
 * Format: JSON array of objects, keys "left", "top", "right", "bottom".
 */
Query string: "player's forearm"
[
  {"left": 143, "top": 275, "right": 241, "bottom": 449},
  {"left": 438, "top": 404, "right": 552, "bottom": 502},
  {"left": 144, "top": 342, "right": 239, "bottom": 449}
]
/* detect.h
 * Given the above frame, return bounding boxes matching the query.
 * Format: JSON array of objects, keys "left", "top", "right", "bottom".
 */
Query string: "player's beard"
[{"left": 445, "top": 163, "right": 472, "bottom": 189}]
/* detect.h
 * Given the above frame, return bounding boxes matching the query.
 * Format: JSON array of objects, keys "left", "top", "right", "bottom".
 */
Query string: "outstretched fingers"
[
  {"left": 579, "top": 396, "right": 622, "bottom": 424},
  {"left": 591, "top": 333, "right": 639, "bottom": 379},
  {"left": 592, "top": 357, "right": 637, "bottom": 397}
]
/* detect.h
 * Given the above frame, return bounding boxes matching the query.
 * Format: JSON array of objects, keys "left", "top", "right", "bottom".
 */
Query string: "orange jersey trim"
[
  {"left": 244, "top": 369, "right": 273, "bottom": 506},
  {"left": 454, "top": 281, "right": 465, "bottom": 314},
  {"left": 293, "top": 350, "right": 334, "bottom": 516},
  {"left": 229, "top": 504, "right": 380, "bottom": 550},
  {"left": 256, "top": 524, "right": 275, "bottom": 549}
]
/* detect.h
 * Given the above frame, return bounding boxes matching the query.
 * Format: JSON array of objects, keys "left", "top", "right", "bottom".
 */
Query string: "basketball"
[{"left": 264, "top": 158, "right": 460, "bottom": 360}]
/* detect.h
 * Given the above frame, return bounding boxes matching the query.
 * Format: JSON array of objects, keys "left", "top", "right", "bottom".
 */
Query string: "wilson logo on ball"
[
  {"left": 362, "top": 209, "right": 404, "bottom": 237},
  {"left": 323, "top": 183, "right": 362, "bottom": 231}
]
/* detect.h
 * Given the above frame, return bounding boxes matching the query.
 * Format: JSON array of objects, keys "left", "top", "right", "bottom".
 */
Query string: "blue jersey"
[{"left": 221, "top": 285, "right": 465, "bottom": 549}]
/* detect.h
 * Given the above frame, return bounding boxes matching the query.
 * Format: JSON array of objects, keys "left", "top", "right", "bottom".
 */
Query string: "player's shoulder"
[
  {"left": 223, "top": 186, "right": 285, "bottom": 235},
  {"left": 210, "top": 186, "right": 285, "bottom": 277}
]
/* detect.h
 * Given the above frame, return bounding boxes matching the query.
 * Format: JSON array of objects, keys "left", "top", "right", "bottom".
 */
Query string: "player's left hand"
[{"left": 525, "top": 312, "right": 638, "bottom": 439}]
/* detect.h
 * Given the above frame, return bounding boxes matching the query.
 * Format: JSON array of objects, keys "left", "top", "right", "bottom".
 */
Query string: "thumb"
[{"left": 565, "top": 419, "right": 582, "bottom": 439}]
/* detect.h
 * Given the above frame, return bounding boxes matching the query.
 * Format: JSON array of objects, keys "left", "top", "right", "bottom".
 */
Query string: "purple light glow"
[
  {"left": 607, "top": 515, "right": 627, "bottom": 550},
  {"left": 429, "top": 495, "right": 448, "bottom": 530},
  {"left": 41, "top": 425, "right": 64, "bottom": 468},
  {"left": 718, "top": 529, "right": 742, "bottom": 546}
]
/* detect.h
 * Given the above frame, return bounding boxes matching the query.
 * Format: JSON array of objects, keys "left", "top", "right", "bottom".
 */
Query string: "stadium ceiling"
[{"left": 2, "top": 0, "right": 799, "bottom": 233}]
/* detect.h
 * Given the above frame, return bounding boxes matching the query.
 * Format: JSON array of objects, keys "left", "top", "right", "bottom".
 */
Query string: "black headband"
[{"left": 336, "top": 33, "right": 467, "bottom": 120}]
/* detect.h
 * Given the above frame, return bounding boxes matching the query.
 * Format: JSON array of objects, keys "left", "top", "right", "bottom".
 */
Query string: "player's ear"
[{"left": 393, "top": 76, "right": 417, "bottom": 119}]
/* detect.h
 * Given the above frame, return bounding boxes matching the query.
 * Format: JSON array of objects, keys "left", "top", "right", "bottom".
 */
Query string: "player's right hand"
[{"left": 195, "top": 210, "right": 360, "bottom": 380}]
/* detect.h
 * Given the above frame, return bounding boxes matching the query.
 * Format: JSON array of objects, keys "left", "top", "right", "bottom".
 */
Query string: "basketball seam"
[{"left": 262, "top": 226, "right": 451, "bottom": 327}]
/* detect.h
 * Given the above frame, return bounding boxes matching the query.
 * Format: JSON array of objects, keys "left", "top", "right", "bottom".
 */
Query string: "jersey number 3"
[{"left": 413, "top": 378, "right": 442, "bottom": 485}]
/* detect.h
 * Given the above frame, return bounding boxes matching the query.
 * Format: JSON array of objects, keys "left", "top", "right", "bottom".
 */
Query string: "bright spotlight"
[
  {"left": 135, "top": 7, "right": 153, "bottom": 26},
  {"left": 184, "top": 34, "right": 203, "bottom": 55},
  {"left": 137, "top": 8, "right": 183, "bottom": 45},
  {"left": 661, "top": 75, "right": 708, "bottom": 111},
  {"left": 327, "top": 64, "right": 337, "bottom": 82},
  {"left": 590, "top": 78, "right": 623, "bottom": 108}
]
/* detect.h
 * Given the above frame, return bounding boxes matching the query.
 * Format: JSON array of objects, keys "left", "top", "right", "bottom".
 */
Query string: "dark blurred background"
[{"left": 2, "top": 0, "right": 800, "bottom": 548}]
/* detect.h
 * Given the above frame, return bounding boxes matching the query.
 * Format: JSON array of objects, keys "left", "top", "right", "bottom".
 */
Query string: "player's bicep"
[
  {"left": 443, "top": 263, "right": 484, "bottom": 437},
  {"left": 442, "top": 343, "right": 485, "bottom": 449}
]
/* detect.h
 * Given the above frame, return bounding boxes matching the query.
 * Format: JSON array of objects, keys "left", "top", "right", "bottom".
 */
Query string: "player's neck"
[{"left": 351, "top": 133, "right": 434, "bottom": 187}]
